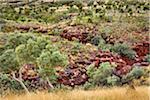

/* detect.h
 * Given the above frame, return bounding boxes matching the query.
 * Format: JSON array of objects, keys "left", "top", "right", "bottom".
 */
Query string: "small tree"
[
  {"left": 0, "top": 49, "right": 29, "bottom": 93},
  {"left": 37, "top": 49, "right": 68, "bottom": 88}
]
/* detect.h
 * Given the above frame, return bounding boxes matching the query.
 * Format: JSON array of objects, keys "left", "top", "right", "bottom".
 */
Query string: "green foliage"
[
  {"left": 91, "top": 36, "right": 100, "bottom": 46},
  {"left": 15, "top": 44, "right": 32, "bottom": 64},
  {"left": 35, "top": 37, "right": 49, "bottom": 50},
  {"left": 127, "top": 67, "right": 144, "bottom": 78},
  {"left": 37, "top": 50, "right": 68, "bottom": 68},
  {"left": 0, "top": 45, "right": 5, "bottom": 55},
  {"left": 83, "top": 82, "right": 95, "bottom": 90},
  {"left": 0, "top": 49, "right": 19, "bottom": 73},
  {"left": 0, "top": 73, "right": 23, "bottom": 95},
  {"left": 86, "top": 63, "right": 96, "bottom": 78},
  {"left": 50, "top": 51, "right": 68, "bottom": 67},
  {"left": 14, "top": 34, "right": 51, "bottom": 65},
  {"left": 1, "top": 33, "right": 68, "bottom": 73},
  {"left": 49, "top": 28, "right": 63, "bottom": 35},
  {"left": 39, "top": 67, "right": 57, "bottom": 84},
  {"left": 87, "top": 62, "right": 114, "bottom": 86},
  {"left": 0, "top": 0, "right": 149, "bottom": 92},
  {"left": 93, "top": 62, "right": 114, "bottom": 85},
  {"left": 37, "top": 46, "right": 68, "bottom": 84},
  {"left": 0, "top": 32, "right": 69, "bottom": 92},
  {"left": 110, "top": 43, "right": 136, "bottom": 59},
  {"left": 1, "top": 0, "right": 148, "bottom": 24},
  {"left": 97, "top": 37, "right": 112, "bottom": 51},
  {"left": 45, "top": 44, "right": 59, "bottom": 53},
  {"left": 68, "top": 6, "right": 79, "bottom": 13},
  {"left": 26, "top": 39, "right": 41, "bottom": 58},
  {"left": 37, "top": 51, "right": 52, "bottom": 68},
  {"left": 122, "top": 67, "right": 144, "bottom": 83},
  {"left": 5, "top": 33, "right": 34, "bottom": 49},
  {"left": 106, "top": 75, "right": 120, "bottom": 86}
]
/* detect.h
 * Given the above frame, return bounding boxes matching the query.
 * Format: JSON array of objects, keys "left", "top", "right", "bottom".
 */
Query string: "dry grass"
[{"left": 1, "top": 86, "right": 149, "bottom": 100}]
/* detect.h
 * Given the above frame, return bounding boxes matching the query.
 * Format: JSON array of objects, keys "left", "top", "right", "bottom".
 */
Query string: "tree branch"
[
  {"left": 12, "top": 70, "right": 30, "bottom": 94},
  {"left": 46, "top": 77, "right": 54, "bottom": 89}
]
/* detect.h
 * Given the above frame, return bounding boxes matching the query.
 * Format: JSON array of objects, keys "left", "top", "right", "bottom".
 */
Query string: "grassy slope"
[{"left": 2, "top": 86, "right": 149, "bottom": 100}]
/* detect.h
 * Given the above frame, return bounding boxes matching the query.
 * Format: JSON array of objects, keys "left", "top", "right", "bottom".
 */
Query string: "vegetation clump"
[{"left": 111, "top": 43, "right": 136, "bottom": 59}]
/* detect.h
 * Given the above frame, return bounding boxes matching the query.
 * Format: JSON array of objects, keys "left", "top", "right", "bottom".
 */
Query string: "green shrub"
[
  {"left": 38, "top": 67, "right": 57, "bottom": 84},
  {"left": 122, "top": 67, "right": 144, "bottom": 83},
  {"left": 93, "top": 62, "right": 114, "bottom": 85},
  {"left": 15, "top": 44, "right": 32, "bottom": 64},
  {"left": 15, "top": 35, "right": 49, "bottom": 65},
  {"left": 5, "top": 33, "right": 34, "bottom": 49},
  {"left": 37, "top": 48, "right": 68, "bottom": 87},
  {"left": 1, "top": 33, "right": 68, "bottom": 70},
  {"left": 68, "top": 6, "right": 79, "bottom": 13},
  {"left": 0, "top": 73, "right": 23, "bottom": 95},
  {"left": 86, "top": 63, "right": 96, "bottom": 78},
  {"left": 87, "top": 62, "right": 114, "bottom": 86},
  {"left": 37, "top": 50, "right": 68, "bottom": 68},
  {"left": 0, "top": 49, "right": 19, "bottom": 73},
  {"left": 91, "top": 36, "right": 100, "bottom": 46},
  {"left": 110, "top": 43, "right": 136, "bottom": 59},
  {"left": 106, "top": 75, "right": 120, "bottom": 86},
  {"left": 0, "top": 32, "right": 69, "bottom": 90},
  {"left": 127, "top": 67, "right": 144, "bottom": 78},
  {"left": 98, "top": 38, "right": 112, "bottom": 51},
  {"left": 83, "top": 82, "right": 95, "bottom": 90}
]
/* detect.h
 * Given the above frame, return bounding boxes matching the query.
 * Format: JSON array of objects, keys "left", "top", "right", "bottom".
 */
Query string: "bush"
[
  {"left": 86, "top": 63, "right": 96, "bottom": 78},
  {"left": 93, "top": 62, "right": 114, "bottom": 85},
  {"left": 0, "top": 46, "right": 5, "bottom": 56},
  {"left": 38, "top": 67, "right": 57, "bottom": 84},
  {"left": 91, "top": 36, "right": 100, "bottom": 46},
  {"left": 37, "top": 49, "right": 68, "bottom": 87},
  {"left": 110, "top": 43, "right": 136, "bottom": 59},
  {"left": 5, "top": 33, "right": 34, "bottom": 49},
  {"left": 87, "top": 62, "right": 114, "bottom": 86},
  {"left": 94, "top": 36, "right": 112, "bottom": 51},
  {"left": 98, "top": 39, "right": 112, "bottom": 51},
  {"left": 83, "top": 82, "right": 95, "bottom": 90},
  {"left": 37, "top": 50, "right": 68, "bottom": 68},
  {"left": 14, "top": 34, "right": 52, "bottom": 65},
  {"left": 122, "top": 67, "right": 144, "bottom": 83},
  {"left": 0, "top": 74, "right": 23, "bottom": 95},
  {"left": 0, "top": 49, "right": 19, "bottom": 73},
  {"left": 15, "top": 44, "right": 31, "bottom": 64},
  {"left": 106, "top": 75, "right": 120, "bottom": 86}
]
